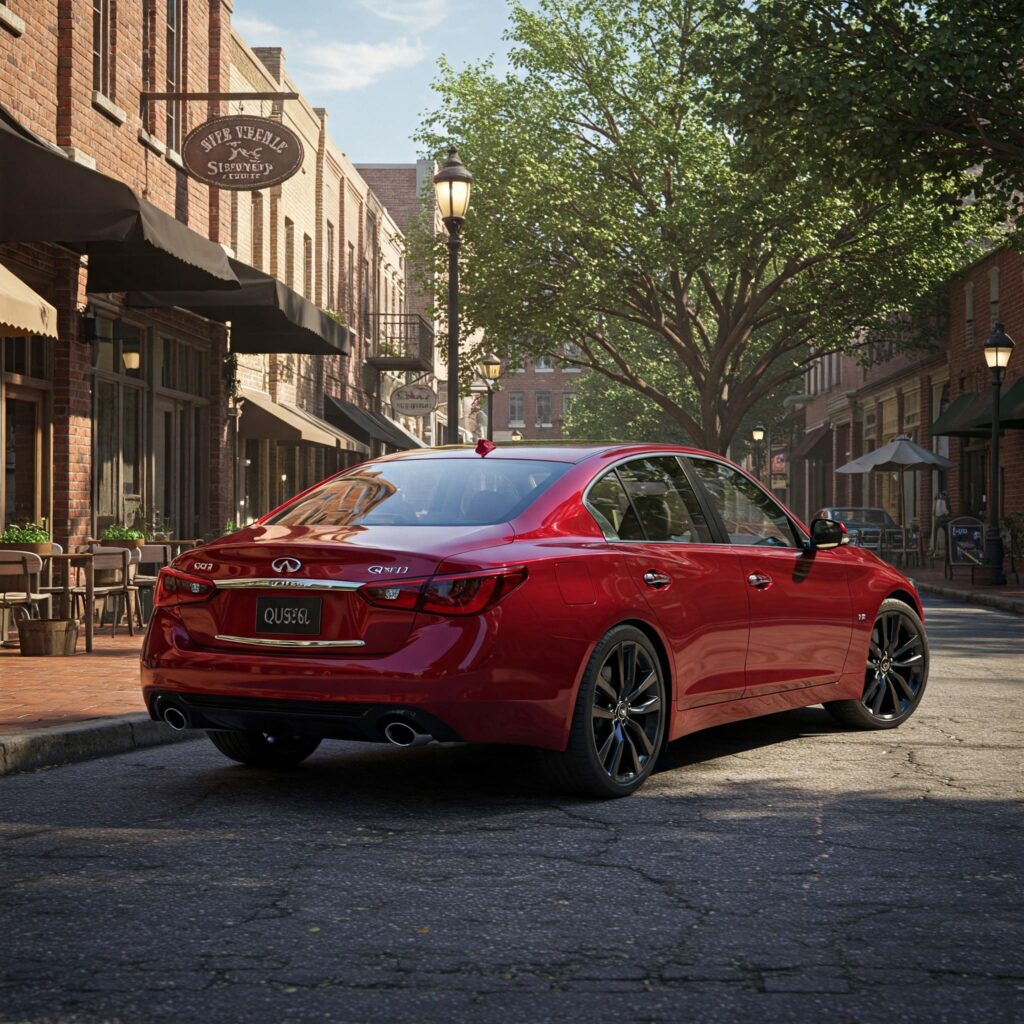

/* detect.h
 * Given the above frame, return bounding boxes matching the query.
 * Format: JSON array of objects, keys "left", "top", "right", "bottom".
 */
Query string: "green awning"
[
  {"left": 1000, "top": 378, "right": 1024, "bottom": 429},
  {"left": 932, "top": 382, "right": 1024, "bottom": 436}
]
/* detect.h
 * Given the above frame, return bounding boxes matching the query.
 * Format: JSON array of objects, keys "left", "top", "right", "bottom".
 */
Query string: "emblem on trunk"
[
  {"left": 368, "top": 565, "right": 409, "bottom": 575},
  {"left": 271, "top": 557, "right": 302, "bottom": 573}
]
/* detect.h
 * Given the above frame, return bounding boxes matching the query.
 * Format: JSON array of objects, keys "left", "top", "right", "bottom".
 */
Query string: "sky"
[{"left": 235, "top": 0, "right": 523, "bottom": 164}]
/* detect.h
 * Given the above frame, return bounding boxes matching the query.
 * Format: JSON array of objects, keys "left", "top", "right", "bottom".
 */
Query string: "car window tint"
[
  {"left": 266, "top": 459, "right": 570, "bottom": 527},
  {"left": 687, "top": 458, "right": 799, "bottom": 547},
  {"left": 588, "top": 458, "right": 713, "bottom": 543}
]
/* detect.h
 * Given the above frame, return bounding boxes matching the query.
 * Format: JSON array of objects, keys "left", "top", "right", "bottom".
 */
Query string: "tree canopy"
[
  {"left": 725, "top": 0, "right": 1024, "bottom": 208},
  {"left": 419, "top": 0, "right": 1005, "bottom": 452}
]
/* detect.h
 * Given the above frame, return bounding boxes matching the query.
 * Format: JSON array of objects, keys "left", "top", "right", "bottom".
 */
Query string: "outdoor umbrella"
[{"left": 836, "top": 434, "right": 954, "bottom": 527}]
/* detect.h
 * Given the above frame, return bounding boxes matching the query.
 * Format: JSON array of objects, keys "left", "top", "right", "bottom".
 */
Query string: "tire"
[
  {"left": 206, "top": 730, "right": 322, "bottom": 767},
  {"left": 541, "top": 625, "right": 668, "bottom": 798},
  {"left": 824, "top": 597, "right": 929, "bottom": 730}
]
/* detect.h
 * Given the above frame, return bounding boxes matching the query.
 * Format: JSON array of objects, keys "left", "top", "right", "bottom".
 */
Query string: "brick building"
[
  {"left": 489, "top": 348, "right": 583, "bottom": 442},
  {"left": 0, "top": 1, "right": 435, "bottom": 549}
]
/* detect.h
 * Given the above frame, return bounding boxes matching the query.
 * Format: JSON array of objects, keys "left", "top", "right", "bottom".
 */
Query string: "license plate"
[{"left": 255, "top": 596, "right": 322, "bottom": 635}]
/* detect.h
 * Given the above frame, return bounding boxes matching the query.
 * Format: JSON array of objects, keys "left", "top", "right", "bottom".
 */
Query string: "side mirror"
[{"left": 809, "top": 517, "right": 845, "bottom": 550}]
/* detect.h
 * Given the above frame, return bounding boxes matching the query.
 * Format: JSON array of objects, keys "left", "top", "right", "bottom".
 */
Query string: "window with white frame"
[
  {"left": 508, "top": 391, "right": 525, "bottom": 426},
  {"left": 562, "top": 341, "right": 583, "bottom": 371},
  {"left": 535, "top": 354, "right": 554, "bottom": 372},
  {"left": 92, "top": 0, "right": 114, "bottom": 98},
  {"left": 536, "top": 391, "right": 552, "bottom": 426}
]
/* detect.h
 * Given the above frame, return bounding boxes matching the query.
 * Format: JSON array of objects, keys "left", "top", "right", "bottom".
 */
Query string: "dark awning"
[
  {"left": 238, "top": 388, "right": 366, "bottom": 453},
  {"left": 127, "top": 258, "right": 353, "bottom": 356},
  {"left": 931, "top": 383, "right": 1024, "bottom": 436},
  {"left": 324, "top": 395, "right": 424, "bottom": 450},
  {"left": 790, "top": 424, "right": 832, "bottom": 461},
  {"left": 0, "top": 107, "right": 238, "bottom": 293}
]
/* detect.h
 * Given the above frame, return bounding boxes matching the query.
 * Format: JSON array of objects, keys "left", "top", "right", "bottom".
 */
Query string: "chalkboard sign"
[{"left": 948, "top": 516, "right": 984, "bottom": 566}]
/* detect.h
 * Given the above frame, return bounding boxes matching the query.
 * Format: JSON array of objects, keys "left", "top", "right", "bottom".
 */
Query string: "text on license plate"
[{"left": 255, "top": 596, "right": 322, "bottom": 635}]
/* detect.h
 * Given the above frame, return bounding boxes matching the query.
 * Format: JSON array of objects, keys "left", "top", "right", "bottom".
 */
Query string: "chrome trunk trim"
[
  {"left": 212, "top": 578, "right": 364, "bottom": 591},
  {"left": 214, "top": 634, "right": 366, "bottom": 648}
]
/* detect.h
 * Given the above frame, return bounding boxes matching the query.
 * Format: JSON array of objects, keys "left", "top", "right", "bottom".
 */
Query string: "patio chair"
[
  {"left": 0, "top": 551, "right": 52, "bottom": 644},
  {"left": 133, "top": 543, "right": 172, "bottom": 624},
  {"left": 68, "top": 547, "right": 143, "bottom": 637}
]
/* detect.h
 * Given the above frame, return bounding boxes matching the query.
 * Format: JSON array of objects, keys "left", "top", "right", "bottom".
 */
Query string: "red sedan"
[{"left": 141, "top": 443, "right": 929, "bottom": 798}]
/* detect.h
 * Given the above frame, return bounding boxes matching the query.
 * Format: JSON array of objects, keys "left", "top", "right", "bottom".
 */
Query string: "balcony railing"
[{"left": 367, "top": 314, "right": 434, "bottom": 372}]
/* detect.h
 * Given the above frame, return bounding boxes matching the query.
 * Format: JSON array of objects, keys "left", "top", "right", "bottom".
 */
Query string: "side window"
[
  {"left": 687, "top": 458, "right": 800, "bottom": 548},
  {"left": 585, "top": 458, "right": 713, "bottom": 543}
]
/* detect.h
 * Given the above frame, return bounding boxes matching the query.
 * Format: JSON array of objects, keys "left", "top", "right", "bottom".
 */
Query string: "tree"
[
  {"left": 418, "top": 0, "right": 1003, "bottom": 453},
  {"left": 724, "top": 0, "right": 1024, "bottom": 207}
]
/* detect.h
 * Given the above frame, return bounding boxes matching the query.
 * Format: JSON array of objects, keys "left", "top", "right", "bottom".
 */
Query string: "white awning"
[{"left": 0, "top": 262, "right": 58, "bottom": 337}]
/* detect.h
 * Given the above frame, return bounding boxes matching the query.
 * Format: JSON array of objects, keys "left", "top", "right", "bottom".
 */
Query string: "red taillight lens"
[
  {"left": 154, "top": 568, "right": 216, "bottom": 608},
  {"left": 360, "top": 567, "right": 527, "bottom": 617}
]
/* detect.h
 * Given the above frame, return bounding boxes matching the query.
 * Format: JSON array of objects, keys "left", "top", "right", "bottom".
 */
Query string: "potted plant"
[
  {"left": 0, "top": 521, "right": 53, "bottom": 555},
  {"left": 100, "top": 524, "right": 147, "bottom": 549}
]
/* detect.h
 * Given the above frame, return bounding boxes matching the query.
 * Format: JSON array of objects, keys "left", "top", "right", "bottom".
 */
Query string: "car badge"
[
  {"left": 271, "top": 557, "right": 302, "bottom": 574},
  {"left": 368, "top": 565, "right": 409, "bottom": 576}
]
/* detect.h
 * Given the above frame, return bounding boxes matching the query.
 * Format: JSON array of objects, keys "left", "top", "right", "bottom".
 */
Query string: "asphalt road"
[{"left": 1, "top": 596, "right": 1021, "bottom": 1024}]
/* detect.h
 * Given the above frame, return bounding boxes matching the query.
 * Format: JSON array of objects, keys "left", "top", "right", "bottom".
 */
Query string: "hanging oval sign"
[
  {"left": 391, "top": 383, "right": 438, "bottom": 418},
  {"left": 181, "top": 115, "right": 304, "bottom": 190}
]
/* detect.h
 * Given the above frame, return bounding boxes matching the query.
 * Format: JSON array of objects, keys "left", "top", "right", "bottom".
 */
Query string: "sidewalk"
[
  {"left": 910, "top": 565, "right": 1024, "bottom": 615},
  {"left": 0, "top": 634, "right": 193, "bottom": 776}
]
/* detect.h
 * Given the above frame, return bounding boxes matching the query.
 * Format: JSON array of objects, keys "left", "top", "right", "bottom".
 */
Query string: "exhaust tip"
[
  {"left": 161, "top": 705, "right": 189, "bottom": 732},
  {"left": 383, "top": 720, "right": 432, "bottom": 748}
]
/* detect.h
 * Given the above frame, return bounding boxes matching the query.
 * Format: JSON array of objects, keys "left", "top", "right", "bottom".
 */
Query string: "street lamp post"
[
  {"left": 982, "top": 323, "right": 1015, "bottom": 585},
  {"left": 751, "top": 423, "right": 767, "bottom": 482},
  {"left": 433, "top": 147, "right": 473, "bottom": 445},
  {"left": 480, "top": 353, "right": 502, "bottom": 441}
]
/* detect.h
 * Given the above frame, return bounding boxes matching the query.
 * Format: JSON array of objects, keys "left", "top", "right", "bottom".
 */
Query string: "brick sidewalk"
[{"left": 0, "top": 634, "right": 147, "bottom": 736}]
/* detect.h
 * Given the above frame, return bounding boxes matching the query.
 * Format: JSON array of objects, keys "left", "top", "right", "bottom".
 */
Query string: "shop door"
[
  {"left": 154, "top": 397, "right": 207, "bottom": 539},
  {"left": 3, "top": 388, "right": 45, "bottom": 526}
]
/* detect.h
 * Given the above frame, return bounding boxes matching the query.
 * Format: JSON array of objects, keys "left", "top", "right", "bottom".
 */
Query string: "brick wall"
[{"left": 491, "top": 356, "right": 582, "bottom": 441}]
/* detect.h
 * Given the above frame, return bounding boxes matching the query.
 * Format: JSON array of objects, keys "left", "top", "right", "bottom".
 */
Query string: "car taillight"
[
  {"left": 154, "top": 568, "right": 216, "bottom": 607},
  {"left": 360, "top": 567, "right": 527, "bottom": 617}
]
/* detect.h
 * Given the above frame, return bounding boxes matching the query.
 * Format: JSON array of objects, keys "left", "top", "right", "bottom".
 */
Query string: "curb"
[
  {"left": 917, "top": 581, "right": 1024, "bottom": 616},
  {"left": 0, "top": 713, "right": 199, "bottom": 777}
]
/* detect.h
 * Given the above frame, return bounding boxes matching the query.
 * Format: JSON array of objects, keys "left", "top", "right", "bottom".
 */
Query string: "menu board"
[{"left": 947, "top": 516, "right": 984, "bottom": 566}]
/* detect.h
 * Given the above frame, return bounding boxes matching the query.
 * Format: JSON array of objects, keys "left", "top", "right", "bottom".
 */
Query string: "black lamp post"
[
  {"left": 982, "top": 323, "right": 1015, "bottom": 585},
  {"left": 433, "top": 147, "right": 473, "bottom": 445},
  {"left": 480, "top": 353, "right": 502, "bottom": 441},
  {"left": 751, "top": 423, "right": 767, "bottom": 482}
]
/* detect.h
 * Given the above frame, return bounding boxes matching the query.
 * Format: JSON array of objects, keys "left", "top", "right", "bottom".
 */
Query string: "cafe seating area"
[{"left": 0, "top": 540, "right": 199, "bottom": 656}]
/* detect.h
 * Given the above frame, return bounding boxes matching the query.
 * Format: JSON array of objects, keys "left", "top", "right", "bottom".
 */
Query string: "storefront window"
[{"left": 95, "top": 378, "right": 118, "bottom": 524}]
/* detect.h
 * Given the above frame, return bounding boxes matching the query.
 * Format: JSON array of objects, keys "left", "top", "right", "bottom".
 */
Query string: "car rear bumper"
[{"left": 141, "top": 609, "right": 589, "bottom": 751}]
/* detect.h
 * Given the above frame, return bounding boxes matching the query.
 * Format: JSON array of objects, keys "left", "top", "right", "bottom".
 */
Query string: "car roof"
[{"left": 372, "top": 442, "right": 716, "bottom": 466}]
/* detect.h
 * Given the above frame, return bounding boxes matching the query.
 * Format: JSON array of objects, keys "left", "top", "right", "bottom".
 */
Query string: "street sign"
[
  {"left": 391, "top": 383, "right": 438, "bottom": 418},
  {"left": 181, "top": 116, "right": 304, "bottom": 190}
]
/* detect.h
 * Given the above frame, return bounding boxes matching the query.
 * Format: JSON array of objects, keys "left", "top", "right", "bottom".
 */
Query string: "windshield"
[
  {"left": 266, "top": 458, "right": 571, "bottom": 528},
  {"left": 831, "top": 508, "right": 894, "bottom": 526}
]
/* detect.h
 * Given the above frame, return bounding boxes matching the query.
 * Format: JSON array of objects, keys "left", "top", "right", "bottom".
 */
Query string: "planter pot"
[
  {"left": 0, "top": 541, "right": 52, "bottom": 555},
  {"left": 17, "top": 618, "right": 79, "bottom": 656},
  {"left": 100, "top": 538, "right": 146, "bottom": 550}
]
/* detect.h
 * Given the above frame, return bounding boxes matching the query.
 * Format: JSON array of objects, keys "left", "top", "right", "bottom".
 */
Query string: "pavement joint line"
[
  {"left": 0, "top": 713, "right": 199, "bottom": 777},
  {"left": 916, "top": 582, "right": 1024, "bottom": 616}
]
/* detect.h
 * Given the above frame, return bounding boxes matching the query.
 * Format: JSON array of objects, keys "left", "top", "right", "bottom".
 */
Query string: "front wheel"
[
  {"left": 541, "top": 625, "right": 667, "bottom": 798},
  {"left": 824, "top": 598, "right": 929, "bottom": 730},
  {"left": 207, "top": 730, "right": 322, "bottom": 767}
]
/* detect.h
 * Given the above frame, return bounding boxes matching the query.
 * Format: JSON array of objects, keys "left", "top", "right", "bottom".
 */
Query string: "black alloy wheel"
[
  {"left": 207, "top": 730, "right": 322, "bottom": 767},
  {"left": 824, "top": 597, "right": 929, "bottom": 730},
  {"left": 542, "top": 625, "right": 667, "bottom": 798}
]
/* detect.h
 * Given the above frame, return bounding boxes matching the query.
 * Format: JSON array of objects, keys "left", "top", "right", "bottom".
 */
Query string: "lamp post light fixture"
[
  {"left": 751, "top": 423, "right": 767, "bottom": 482},
  {"left": 982, "top": 323, "right": 1015, "bottom": 585},
  {"left": 510, "top": 428, "right": 523, "bottom": 442},
  {"left": 479, "top": 352, "right": 502, "bottom": 441},
  {"left": 433, "top": 147, "right": 473, "bottom": 444}
]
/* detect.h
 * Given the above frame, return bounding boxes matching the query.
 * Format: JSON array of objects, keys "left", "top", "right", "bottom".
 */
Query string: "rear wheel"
[
  {"left": 207, "top": 730, "right": 322, "bottom": 767},
  {"left": 541, "top": 625, "right": 667, "bottom": 798},
  {"left": 824, "top": 598, "right": 928, "bottom": 730}
]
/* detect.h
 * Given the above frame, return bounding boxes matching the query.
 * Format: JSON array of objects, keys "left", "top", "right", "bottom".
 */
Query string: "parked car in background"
[
  {"left": 142, "top": 445, "right": 930, "bottom": 798},
  {"left": 815, "top": 506, "right": 916, "bottom": 552}
]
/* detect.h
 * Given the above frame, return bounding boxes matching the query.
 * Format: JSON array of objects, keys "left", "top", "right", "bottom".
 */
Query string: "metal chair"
[
  {"left": 69, "top": 547, "right": 143, "bottom": 636},
  {"left": 133, "top": 543, "right": 172, "bottom": 624}
]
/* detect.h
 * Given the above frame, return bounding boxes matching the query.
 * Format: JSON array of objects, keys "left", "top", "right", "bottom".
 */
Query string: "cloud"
[
  {"left": 231, "top": 15, "right": 427, "bottom": 92},
  {"left": 301, "top": 39, "right": 427, "bottom": 92},
  {"left": 357, "top": 0, "right": 450, "bottom": 32}
]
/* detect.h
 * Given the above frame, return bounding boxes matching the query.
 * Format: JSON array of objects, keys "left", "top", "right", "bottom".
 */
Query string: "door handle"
[
  {"left": 747, "top": 571, "right": 773, "bottom": 590},
  {"left": 643, "top": 570, "right": 672, "bottom": 589}
]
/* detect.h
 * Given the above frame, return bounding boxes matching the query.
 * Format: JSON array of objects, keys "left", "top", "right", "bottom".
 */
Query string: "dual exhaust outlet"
[{"left": 159, "top": 699, "right": 434, "bottom": 747}]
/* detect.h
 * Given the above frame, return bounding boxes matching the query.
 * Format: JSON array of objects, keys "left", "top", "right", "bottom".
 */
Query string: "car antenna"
[{"left": 475, "top": 438, "right": 496, "bottom": 457}]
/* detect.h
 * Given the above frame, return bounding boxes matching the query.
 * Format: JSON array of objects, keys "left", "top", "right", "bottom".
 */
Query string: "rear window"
[{"left": 266, "top": 458, "right": 571, "bottom": 528}]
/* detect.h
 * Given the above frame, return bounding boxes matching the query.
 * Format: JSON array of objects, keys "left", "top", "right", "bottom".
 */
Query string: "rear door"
[
  {"left": 585, "top": 456, "right": 749, "bottom": 709},
  {"left": 684, "top": 457, "right": 854, "bottom": 697}
]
